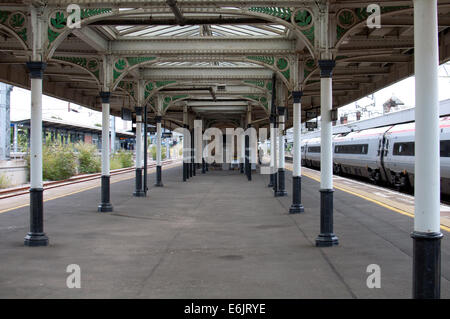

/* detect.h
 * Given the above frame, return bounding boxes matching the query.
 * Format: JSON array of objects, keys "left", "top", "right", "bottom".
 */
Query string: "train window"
[
  {"left": 301, "top": 146, "right": 305, "bottom": 152},
  {"left": 393, "top": 142, "right": 415, "bottom": 156},
  {"left": 308, "top": 146, "right": 321, "bottom": 153},
  {"left": 440, "top": 140, "right": 450, "bottom": 157},
  {"left": 392, "top": 141, "right": 450, "bottom": 157},
  {"left": 334, "top": 144, "right": 369, "bottom": 154}
]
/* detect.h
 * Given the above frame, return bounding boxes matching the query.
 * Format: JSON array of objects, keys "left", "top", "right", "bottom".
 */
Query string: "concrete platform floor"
[{"left": 0, "top": 164, "right": 449, "bottom": 298}]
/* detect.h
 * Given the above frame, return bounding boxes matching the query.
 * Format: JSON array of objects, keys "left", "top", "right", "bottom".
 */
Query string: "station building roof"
[{"left": 12, "top": 117, "right": 135, "bottom": 138}]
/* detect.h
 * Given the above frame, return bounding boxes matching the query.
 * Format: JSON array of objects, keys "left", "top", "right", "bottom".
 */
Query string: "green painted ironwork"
[
  {"left": 247, "top": 56, "right": 290, "bottom": 82},
  {"left": 80, "top": 8, "right": 112, "bottom": 19},
  {"left": 243, "top": 80, "right": 272, "bottom": 96},
  {"left": 0, "top": 10, "right": 27, "bottom": 42},
  {"left": 339, "top": 10, "right": 355, "bottom": 28},
  {"left": 126, "top": 56, "right": 156, "bottom": 67},
  {"left": 113, "top": 58, "right": 127, "bottom": 81},
  {"left": 162, "top": 94, "right": 188, "bottom": 111},
  {"left": 118, "top": 81, "right": 136, "bottom": 98},
  {"left": 48, "top": 8, "right": 111, "bottom": 46},
  {"left": 294, "top": 10, "right": 312, "bottom": 27},
  {"left": 156, "top": 80, "right": 176, "bottom": 88},
  {"left": 276, "top": 57, "right": 288, "bottom": 70},
  {"left": 248, "top": 7, "right": 292, "bottom": 22},
  {"left": 337, "top": 6, "right": 411, "bottom": 41},
  {"left": 144, "top": 81, "right": 177, "bottom": 99},
  {"left": 243, "top": 95, "right": 269, "bottom": 111},
  {"left": 113, "top": 57, "right": 157, "bottom": 81},
  {"left": 293, "top": 9, "right": 314, "bottom": 44},
  {"left": 53, "top": 56, "right": 100, "bottom": 79}
]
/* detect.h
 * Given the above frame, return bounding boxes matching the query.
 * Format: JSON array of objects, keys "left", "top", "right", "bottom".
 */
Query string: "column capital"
[
  {"left": 99, "top": 91, "right": 111, "bottom": 104},
  {"left": 292, "top": 91, "right": 303, "bottom": 103},
  {"left": 135, "top": 106, "right": 143, "bottom": 116},
  {"left": 269, "top": 114, "right": 276, "bottom": 123},
  {"left": 26, "top": 62, "right": 47, "bottom": 79},
  {"left": 318, "top": 60, "right": 336, "bottom": 78},
  {"left": 155, "top": 115, "right": 162, "bottom": 123},
  {"left": 277, "top": 106, "right": 286, "bottom": 116}
]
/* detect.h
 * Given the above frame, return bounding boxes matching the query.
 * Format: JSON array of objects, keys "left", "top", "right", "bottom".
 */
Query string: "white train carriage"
[
  {"left": 382, "top": 122, "right": 416, "bottom": 188},
  {"left": 300, "top": 117, "right": 450, "bottom": 196},
  {"left": 301, "top": 139, "right": 307, "bottom": 166},
  {"left": 304, "top": 137, "right": 321, "bottom": 168},
  {"left": 332, "top": 127, "right": 390, "bottom": 180},
  {"left": 383, "top": 117, "right": 450, "bottom": 194}
]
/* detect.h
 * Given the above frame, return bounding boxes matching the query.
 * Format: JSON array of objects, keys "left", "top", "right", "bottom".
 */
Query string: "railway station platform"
[{"left": 0, "top": 163, "right": 449, "bottom": 299}]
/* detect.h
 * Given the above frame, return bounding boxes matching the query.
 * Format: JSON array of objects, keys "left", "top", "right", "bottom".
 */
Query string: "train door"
[{"left": 377, "top": 135, "right": 390, "bottom": 183}]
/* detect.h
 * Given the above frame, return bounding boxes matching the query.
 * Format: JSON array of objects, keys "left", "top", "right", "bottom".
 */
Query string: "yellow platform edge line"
[{"left": 286, "top": 167, "right": 450, "bottom": 233}]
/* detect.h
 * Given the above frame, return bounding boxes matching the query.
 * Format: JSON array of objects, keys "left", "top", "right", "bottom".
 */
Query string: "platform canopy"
[{"left": 0, "top": 0, "right": 449, "bottom": 129}]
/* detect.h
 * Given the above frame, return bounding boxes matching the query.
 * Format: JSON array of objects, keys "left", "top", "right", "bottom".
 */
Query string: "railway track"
[{"left": 0, "top": 159, "right": 177, "bottom": 200}]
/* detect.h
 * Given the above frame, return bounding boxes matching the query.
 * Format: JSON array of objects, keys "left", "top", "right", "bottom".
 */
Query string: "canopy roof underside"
[{"left": 0, "top": 0, "right": 449, "bottom": 130}]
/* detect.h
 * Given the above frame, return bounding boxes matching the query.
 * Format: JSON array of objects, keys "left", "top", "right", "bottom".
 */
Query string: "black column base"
[
  {"left": 268, "top": 173, "right": 274, "bottom": 187},
  {"left": 275, "top": 169, "right": 287, "bottom": 197},
  {"left": 315, "top": 233, "right": 339, "bottom": 247},
  {"left": 24, "top": 188, "right": 49, "bottom": 247},
  {"left": 412, "top": 231, "right": 443, "bottom": 299},
  {"left": 24, "top": 232, "right": 49, "bottom": 246},
  {"left": 240, "top": 163, "right": 244, "bottom": 174},
  {"left": 275, "top": 191, "right": 287, "bottom": 197},
  {"left": 206, "top": 163, "right": 209, "bottom": 172},
  {"left": 289, "top": 176, "right": 304, "bottom": 214},
  {"left": 155, "top": 165, "right": 164, "bottom": 187},
  {"left": 183, "top": 162, "right": 187, "bottom": 181},
  {"left": 192, "top": 163, "right": 196, "bottom": 176},
  {"left": 133, "top": 168, "right": 146, "bottom": 197},
  {"left": 289, "top": 204, "right": 304, "bottom": 214},
  {"left": 202, "top": 160, "right": 206, "bottom": 174},
  {"left": 98, "top": 203, "right": 114, "bottom": 212},
  {"left": 133, "top": 190, "right": 146, "bottom": 197},
  {"left": 272, "top": 172, "right": 278, "bottom": 196},
  {"left": 98, "top": 175, "right": 113, "bottom": 212},
  {"left": 315, "top": 189, "right": 338, "bottom": 247}
]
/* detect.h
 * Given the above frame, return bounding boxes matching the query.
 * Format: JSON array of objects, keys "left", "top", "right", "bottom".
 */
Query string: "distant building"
[
  {"left": 383, "top": 96, "right": 406, "bottom": 114},
  {"left": 11, "top": 117, "right": 135, "bottom": 152}
]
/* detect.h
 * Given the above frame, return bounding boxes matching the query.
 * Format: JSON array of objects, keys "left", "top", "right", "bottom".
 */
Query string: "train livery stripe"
[{"left": 286, "top": 166, "right": 450, "bottom": 233}]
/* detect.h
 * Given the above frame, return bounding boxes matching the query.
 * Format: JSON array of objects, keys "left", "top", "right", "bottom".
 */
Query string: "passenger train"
[{"left": 301, "top": 117, "right": 450, "bottom": 196}]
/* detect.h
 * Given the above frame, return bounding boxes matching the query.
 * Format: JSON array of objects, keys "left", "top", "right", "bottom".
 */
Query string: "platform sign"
[
  {"left": 162, "top": 132, "right": 172, "bottom": 138},
  {"left": 306, "top": 111, "right": 317, "bottom": 120},
  {"left": 121, "top": 108, "right": 132, "bottom": 121},
  {"left": 331, "top": 109, "right": 338, "bottom": 122},
  {"left": 306, "top": 121, "right": 318, "bottom": 129}
]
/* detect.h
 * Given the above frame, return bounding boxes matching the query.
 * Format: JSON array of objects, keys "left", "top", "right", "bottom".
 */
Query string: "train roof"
[
  {"left": 304, "top": 137, "right": 321, "bottom": 144},
  {"left": 333, "top": 126, "right": 392, "bottom": 141},
  {"left": 386, "top": 116, "right": 450, "bottom": 135}
]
